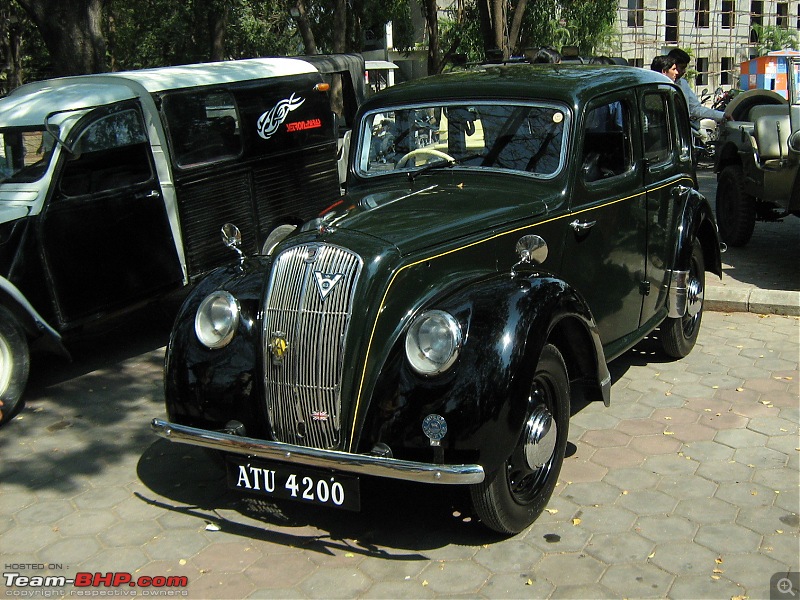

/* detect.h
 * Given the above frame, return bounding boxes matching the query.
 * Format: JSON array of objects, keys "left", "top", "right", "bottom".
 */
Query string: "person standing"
[
  {"left": 651, "top": 55, "right": 680, "bottom": 82},
  {"left": 668, "top": 48, "right": 727, "bottom": 122}
]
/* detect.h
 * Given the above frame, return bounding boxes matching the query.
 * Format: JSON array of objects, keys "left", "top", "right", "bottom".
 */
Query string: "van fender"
[{"left": 0, "top": 277, "right": 69, "bottom": 358}]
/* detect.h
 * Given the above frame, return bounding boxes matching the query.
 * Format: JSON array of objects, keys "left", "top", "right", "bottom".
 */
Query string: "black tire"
[
  {"left": 716, "top": 165, "right": 756, "bottom": 247},
  {"left": 470, "top": 344, "right": 569, "bottom": 534},
  {"left": 0, "top": 306, "right": 30, "bottom": 426},
  {"left": 661, "top": 239, "right": 705, "bottom": 358}
]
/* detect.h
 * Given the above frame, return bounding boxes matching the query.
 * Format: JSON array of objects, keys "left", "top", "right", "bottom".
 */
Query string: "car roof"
[
  {"left": 360, "top": 64, "right": 672, "bottom": 111},
  {"left": 0, "top": 58, "right": 318, "bottom": 129}
]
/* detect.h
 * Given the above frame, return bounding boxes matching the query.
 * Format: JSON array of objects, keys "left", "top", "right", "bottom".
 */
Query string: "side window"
[
  {"left": 582, "top": 98, "right": 632, "bottom": 183},
  {"left": 641, "top": 92, "right": 672, "bottom": 164},
  {"left": 162, "top": 90, "right": 242, "bottom": 168},
  {"left": 60, "top": 107, "right": 153, "bottom": 197}
]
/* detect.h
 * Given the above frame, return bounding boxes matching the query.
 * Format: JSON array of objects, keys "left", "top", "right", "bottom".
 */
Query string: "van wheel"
[
  {"left": 661, "top": 239, "right": 705, "bottom": 358},
  {"left": 0, "top": 306, "right": 30, "bottom": 426},
  {"left": 470, "top": 344, "right": 569, "bottom": 534},
  {"left": 716, "top": 165, "right": 756, "bottom": 247}
]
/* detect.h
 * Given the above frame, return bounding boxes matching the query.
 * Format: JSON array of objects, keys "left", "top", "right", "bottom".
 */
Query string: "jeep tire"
[{"left": 716, "top": 165, "right": 756, "bottom": 247}]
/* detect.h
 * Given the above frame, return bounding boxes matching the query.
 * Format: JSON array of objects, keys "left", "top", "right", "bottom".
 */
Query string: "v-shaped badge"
[{"left": 314, "top": 271, "right": 343, "bottom": 300}]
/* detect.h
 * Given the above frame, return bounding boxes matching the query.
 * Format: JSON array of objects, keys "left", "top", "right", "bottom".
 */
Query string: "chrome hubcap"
[
  {"left": 524, "top": 405, "right": 557, "bottom": 469},
  {"left": 687, "top": 275, "right": 704, "bottom": 317}
]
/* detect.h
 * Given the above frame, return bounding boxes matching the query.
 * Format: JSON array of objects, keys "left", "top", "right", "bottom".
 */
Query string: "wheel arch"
[
  {"left": 0, "top": 278, "right": 69, "bottom": 358},
  {"left": 675, "top": 189, "right": 722, "bottom": 278}
]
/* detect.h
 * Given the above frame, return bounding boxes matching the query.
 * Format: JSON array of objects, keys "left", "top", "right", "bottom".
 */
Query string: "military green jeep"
[{"left": 714, "top": 56, "right": 800, "bottom": 246}]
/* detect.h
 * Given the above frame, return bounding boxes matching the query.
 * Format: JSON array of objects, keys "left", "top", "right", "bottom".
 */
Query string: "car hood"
[{"left": 328, "top": 178, "right": 554, "bottom": 256}]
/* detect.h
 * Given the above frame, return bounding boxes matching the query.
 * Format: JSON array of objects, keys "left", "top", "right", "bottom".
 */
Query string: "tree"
[
  {"left": 752, "top": 24, "right": 798, "bottom": 55},
  {"left": 15, "top": 0, "right": 108, "bottom": 75}
]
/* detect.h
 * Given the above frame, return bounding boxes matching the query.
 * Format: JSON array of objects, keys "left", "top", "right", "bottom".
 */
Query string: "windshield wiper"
[{"left": 407, "top": 152, "right": 484, "bottom": 183}]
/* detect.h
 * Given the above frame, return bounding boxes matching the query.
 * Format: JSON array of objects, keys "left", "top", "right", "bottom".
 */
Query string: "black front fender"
[
  {"left": 361, "top": 273, "right": 609, "bottom": 474},
  {"left": 163, "top": 258, "right": 270, "bottom": 434},
  {"left": 675, "top": 187, "right": 722, "bottom": 278}
]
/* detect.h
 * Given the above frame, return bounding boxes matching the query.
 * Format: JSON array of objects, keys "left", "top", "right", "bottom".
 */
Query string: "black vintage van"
[{"left": 0, "top": 55, "right": 364, "bottom": 424}]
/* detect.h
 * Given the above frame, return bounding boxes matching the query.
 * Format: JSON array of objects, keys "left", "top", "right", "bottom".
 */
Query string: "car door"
[
  {"left": 559, "top": 92, "right": 648, "bottom": 352},
  {"left": 39, "top": 102, "right": 183, "bottom": 324},
  {"left": 639, "top": 86, "right": 694, "bottom": 322}
]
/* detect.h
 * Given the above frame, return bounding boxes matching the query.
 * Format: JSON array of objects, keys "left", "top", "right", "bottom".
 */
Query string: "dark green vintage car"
[{"left": 151, "top": 63, "right": 722, "bottom": 534}]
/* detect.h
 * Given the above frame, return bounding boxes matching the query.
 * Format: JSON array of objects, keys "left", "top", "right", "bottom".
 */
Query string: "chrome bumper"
[{"left": 151, "top": 419, "right": 485, "bottom": 485}]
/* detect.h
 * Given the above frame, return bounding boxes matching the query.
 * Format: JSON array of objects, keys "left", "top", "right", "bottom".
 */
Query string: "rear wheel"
[
  {"left": 470, "top": 344, "right": 569, "bottom": 534},
  {"left": 716, "top": 165, "right": 756, "bottom": 247},
  {"left": 661, "top": 239, "right": 705, "bottom": 358},
  {"left": 0, "top": 306, "right": 30, "bottom": 426}
]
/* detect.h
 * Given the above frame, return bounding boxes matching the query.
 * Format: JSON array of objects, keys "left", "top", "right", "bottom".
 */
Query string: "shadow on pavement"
[{"left": 136, "top": 438, "right": 500, "bottom": 555}]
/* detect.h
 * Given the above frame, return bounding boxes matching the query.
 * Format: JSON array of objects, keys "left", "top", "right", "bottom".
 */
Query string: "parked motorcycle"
[{"left": 693, "top": 87, "right": 738, "bottom": 166}]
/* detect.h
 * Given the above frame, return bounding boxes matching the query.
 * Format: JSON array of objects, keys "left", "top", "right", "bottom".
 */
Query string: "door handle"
[{"left": 570, "top": 219, "right": 597, "bottom": 233}]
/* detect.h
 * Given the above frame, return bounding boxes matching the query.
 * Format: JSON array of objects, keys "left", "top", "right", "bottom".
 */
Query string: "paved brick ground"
[{"left": 1, "top": 306, "right": 797, "bottom": 599}]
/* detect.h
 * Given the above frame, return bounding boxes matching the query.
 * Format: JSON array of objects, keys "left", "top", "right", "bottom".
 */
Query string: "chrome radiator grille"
[{"left": 262, "top": 244, "right": 362, "bottom": 449}]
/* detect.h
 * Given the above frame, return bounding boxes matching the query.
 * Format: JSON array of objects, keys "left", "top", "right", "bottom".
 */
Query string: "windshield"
[
  {"left": 0, "top": 128, "right": 56, "bottom": 185},
  {"left": 355, "top": 101, "right": 569, "bottom": 179},
  {"left": 791, "top": 58, "right": 800, "bottom": 105}
]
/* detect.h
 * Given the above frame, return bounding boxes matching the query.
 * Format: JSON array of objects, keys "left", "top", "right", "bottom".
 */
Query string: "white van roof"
[{"left": 0, "top": 58, "right": 318, "bottom": 129}]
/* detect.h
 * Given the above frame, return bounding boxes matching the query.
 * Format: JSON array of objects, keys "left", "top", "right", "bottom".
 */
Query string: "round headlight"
[
  {"left": 195, "top": 291, "right": 240, "bottom": 349},
  {"left": 405, "top": 310, "right": 462, "bottom": 376}
]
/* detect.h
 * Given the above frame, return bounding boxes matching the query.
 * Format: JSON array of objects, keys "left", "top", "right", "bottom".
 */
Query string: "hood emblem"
[
  {"left": 311, "top": 410, "right": 330, "bottom": 422},
  {"left": 314, "top": 271, "right": 343, "bottom": 300},
  {"left": 268, "top": 332, "right": 289, "bottom": 364}
]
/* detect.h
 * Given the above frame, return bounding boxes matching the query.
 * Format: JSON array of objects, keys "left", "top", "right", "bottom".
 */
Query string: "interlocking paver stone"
[
  {"left": 649, "top": 539, "right": 718, "bottom": 575},
  {"left": 635, "top": 514, "right": 697, "bottom": 543},
  {"left": 695, "top": 523, "right": 763, "bottom": 553},
  {"left": 599, "top": 563, "right": 674, "bottom": 599},
  {"left": 1, "top": 301, "right": 797, "bottom": 599}
]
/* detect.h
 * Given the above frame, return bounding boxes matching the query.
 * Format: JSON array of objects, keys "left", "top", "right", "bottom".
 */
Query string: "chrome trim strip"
[
  {"left": 667, "top": 269, "right": 690, "bottom": 319},
  {"left": 152, "top": 419, "right": 485, "bottom": 485}
]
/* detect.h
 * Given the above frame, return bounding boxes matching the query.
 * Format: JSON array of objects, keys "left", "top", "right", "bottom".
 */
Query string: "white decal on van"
[{"left": 256, "top": 93, "right": 305, "bottom": 140}]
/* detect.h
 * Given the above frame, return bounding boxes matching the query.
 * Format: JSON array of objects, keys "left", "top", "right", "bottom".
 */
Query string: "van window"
[
  {"left": 162, "top": 90, "right": 242, "bottom": 168},
  {"left": 60, "top": 108, "right": 153, "bottom": 197},
  {"left": 0, "top": 129, "right": 55, "bottom": 184}
]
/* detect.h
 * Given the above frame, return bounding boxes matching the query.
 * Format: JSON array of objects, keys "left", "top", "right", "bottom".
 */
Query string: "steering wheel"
[{"left": 395, "top": 148, "right": 455, "bottom": 169}]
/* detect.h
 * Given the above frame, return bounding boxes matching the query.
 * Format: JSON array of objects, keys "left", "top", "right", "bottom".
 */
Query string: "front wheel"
[
  {"left": 661, "top": 239, "right": 705, "bottom": 358},
  {"left": 470, "top": 344, "right": 570, "bottom": 534},
  {"left": 0, "top": 306, "right": 30, "bottom": 426}
]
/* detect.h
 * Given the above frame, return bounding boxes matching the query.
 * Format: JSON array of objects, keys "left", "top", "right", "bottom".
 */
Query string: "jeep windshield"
[
  {"left": 355, "top": 101, "right": 569, "bottom": 179},
  {"left": 0, "top": 128, "right": 56, "bottom": 185}
]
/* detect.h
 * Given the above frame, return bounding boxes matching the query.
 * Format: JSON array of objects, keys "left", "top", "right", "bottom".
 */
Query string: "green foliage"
[
  {"left": 752, "top": 24, "right": 798, "bottom": 56},
  {"left": 439, "top": 0, "right": 618, "bottom": 67}
]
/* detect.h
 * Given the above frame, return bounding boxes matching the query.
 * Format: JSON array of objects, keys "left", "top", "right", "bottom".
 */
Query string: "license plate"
[{"left": 226, "top": 457, "right": 360, "bottom": 511}]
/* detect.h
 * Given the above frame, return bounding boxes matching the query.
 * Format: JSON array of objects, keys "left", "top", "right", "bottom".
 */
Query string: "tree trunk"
[
  {"left": 327, "top": 0, "right": 347, "bottom": 117},
  {"left": 476, "top": 0, "right": 494, "bottom": 58},
  {"left": 15, "top": 0, "right": 108, "bottom": 75},
  {"left": 425, "top": 0, "right": 439, "bottom": 74},
  {"left": 508, "top": 0, "right": 527, "bottom": 55},
  {"left": 491, "top": 0, "right": 507, "bottom": 59},
  {"left": 209, "top": 2, "right": 228, "bottom": 61},
  {"left": 293, "top": 0, "right": 317, "bottom": 55}
]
